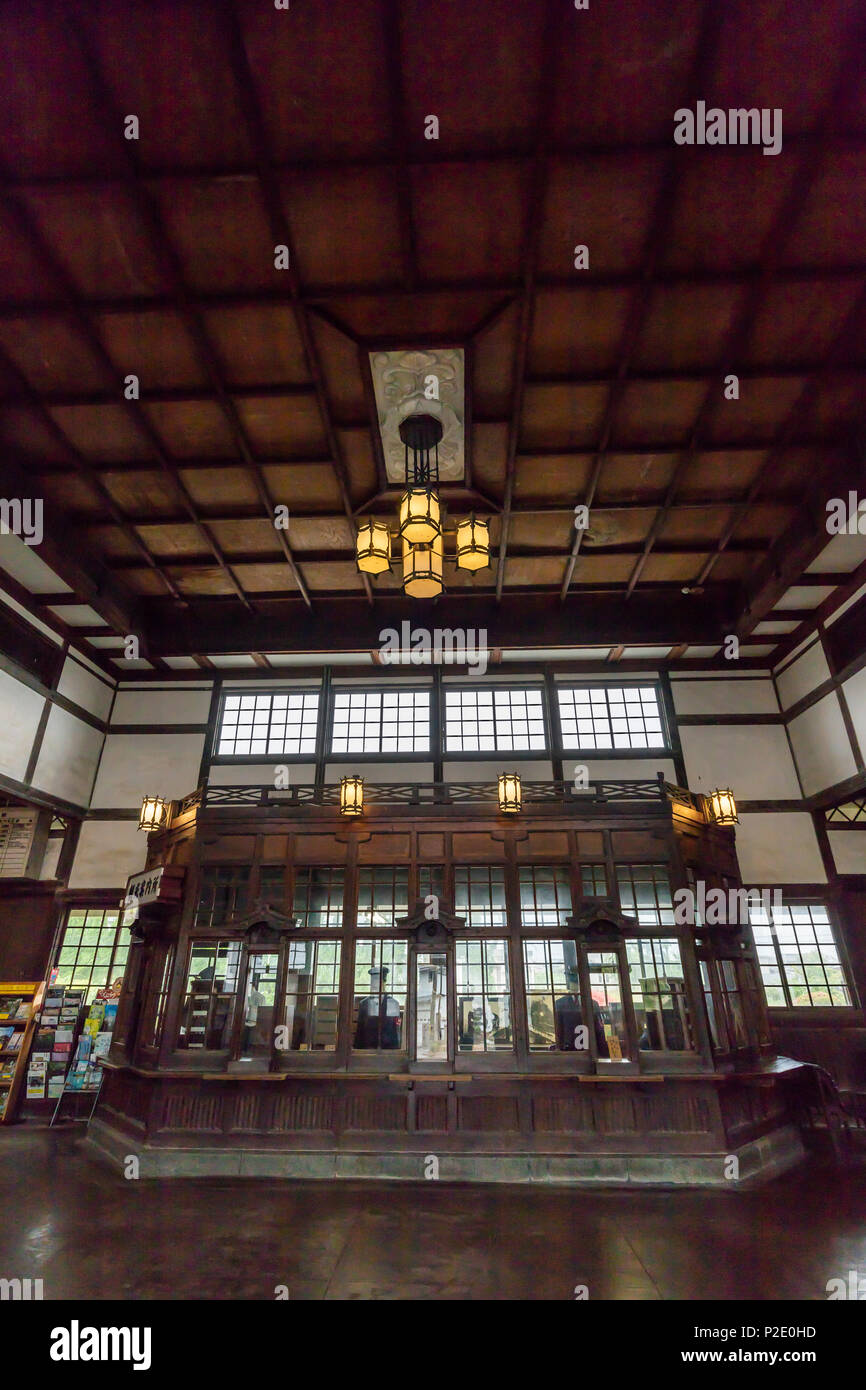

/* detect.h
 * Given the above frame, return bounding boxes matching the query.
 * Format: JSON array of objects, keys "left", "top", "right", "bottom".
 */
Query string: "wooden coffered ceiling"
[{"left": 0, "top": 0, "right": 865, "bottom": 671}]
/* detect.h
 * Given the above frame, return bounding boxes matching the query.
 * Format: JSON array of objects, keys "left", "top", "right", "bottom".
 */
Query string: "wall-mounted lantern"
[
  {"left": 138, "top": 795, "right": 168, "bottom": 833},
  {"left": 340, "top": 775, "right": 364, "bottom": 817},
  {"left": 707, "top": 788, "right": 738, "bottom": 826},
  {"left": 498, "top": 772, "right": 522, "bottom": 815}
]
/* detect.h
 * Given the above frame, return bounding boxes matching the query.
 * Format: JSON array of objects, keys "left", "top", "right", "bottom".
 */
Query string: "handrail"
[{"left": 197, "top": 777, "right": 673, "bottom": 810}]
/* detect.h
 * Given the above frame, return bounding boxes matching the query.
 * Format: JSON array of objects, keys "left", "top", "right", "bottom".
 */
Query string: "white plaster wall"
[
  {"left": 735, "top": 813, "right": 827, "bottom": 884},
  {"left": 841, "top": 666, "right": 866, "bottom": 757},
  {"left": 679, "top": 726, "right": 801, "bottom": 800},
  {"left": 31, "top": 706, "right": 105, "bottom": 807},
  {"left": 56, "top": 656, "right": 114, "bottom": 721},
  {"left": 671, "top": 678, "right": 778, "bottom": 716},
  {"left": 208, "top": 762, "right": 317, "bottom": 785},
  {"left": 775, "top": 641, "right": 832, "bottom": 710},
  {"left": 90, "top": 732, "right": 205, "bottom": 808},
  {"left": 111, "top": 686, "right": 213, "bottom": 725},
  {"left": 325, "top": 761, "right": 436, "bottom": 783},
  {"left": 559, "top": 757, "right": 677, "bottom": 782},
  {"left": 0, "top": 669, "right": 45, "bottom": 782},
  {"left": 829, "top": 831, "right": 866, "bottom": 876},
  {"left": 440, "top": 759, "right": 553, "bottom": 781},
  {"left": 69, "top": 820, "right": 146, "bottom": 889},
  {"left": 787, "top": 694, "right": 857, "bottom": 797}
]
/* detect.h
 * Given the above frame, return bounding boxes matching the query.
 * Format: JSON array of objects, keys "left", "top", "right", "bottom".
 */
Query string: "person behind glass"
[
  {"left": 554, "top": 966, "right": 609, "bottom": 1057},
  {"left": 554, "top": 965, "right": 586, "bottom": 1051},
  {"left": 354, "top": 965, "right": 402, "bottom": 1049},
  {"left": 243, "top": 973, "right": 266, "bottom": 1053}
]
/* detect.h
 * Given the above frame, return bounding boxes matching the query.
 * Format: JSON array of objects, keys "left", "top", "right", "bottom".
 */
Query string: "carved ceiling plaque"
[{"left": 369, "top": 347, "right": 466, "bottom": 483}]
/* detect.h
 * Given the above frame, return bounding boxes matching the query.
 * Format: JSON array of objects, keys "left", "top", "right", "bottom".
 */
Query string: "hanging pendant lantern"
[
  {"left": 398, "top": 413, "right": 443, "bottom": 547},
  {"left": 455, "top": 514, "right": 490, "bottom": 571},
  {"left": 399, "top": 487, "right": 441, "bottom": 545},
  {"left": 402, "top": 534, "right": 444, "bottom": 599},
  {"left": 356, "top": 519, "right": 392, "bottom": 574}
]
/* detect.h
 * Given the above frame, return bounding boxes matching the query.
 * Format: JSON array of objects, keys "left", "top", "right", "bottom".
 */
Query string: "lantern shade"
[
  {"left": 707, "top": 788, "right": 738, "bottom": 825},
  {"left": 399, "top": 487, "right": 441, "bottom": 545},
  {"left": 340, "top": 775, "right": 364, "bottom": 817},
  {"left": 402, "top": 534, "right": 444, "bottom": 599},
  {"left": 356, "top": 519, "right": 391, "bottom": 575},
  {"left": 455, "top": 515, "right": 490, "bottom": 571},
  {"left": 139, "top": 795, "right": 168, "bottom": 832},
  {"left": 498, "top": 772, "right": 522, "bottom": 814}
]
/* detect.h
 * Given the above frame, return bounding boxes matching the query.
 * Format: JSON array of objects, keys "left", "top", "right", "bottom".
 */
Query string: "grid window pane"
[
  {"left": 53, "top": 907, "right": 129, "bottom": 1005},
  {"left": 626, "top": 938, "right": 693, "bottom": 1051},
  {"left": 558, "top": 685, "right": 665, "bottom": 750},
  {"left": 444, "top": 688, "right": 546, "bottom": 752},
  {"left": 456, "top": 939, "right": 513, "bottom": 1052},
  {"left": 292, "top": 867, "right": 345, "bottom": 929},
  {"left": 357, "top": 867, "right": 409, "bottom": 928},
  {"left": 454, "top": 865, "right": 508, "bottom": 928},
  {"left": 217, "top": 691, "right": 319, "bottom": 756},
  {"left": 177, "top": 940, "right": 243, "bottom": 1049},
  {"left": 330, "top": 689, "right": 430, "bottom": 754},
  {"left": 518, "top": 865, "right": 572, "bottom": 926},
  {"left": 751, "top": 902, "right": 852, "bottom": 1007},
  {"left": 616, "top": 864, "right": 675, "bottom": 926},
  {"left": 581, "top": 863, "right": 607, "bottom": 897},
  {"left": 523, "top": 938, "right": 581, "bottom": 1052},
  {"left": 195, "top": 865, "right": 251, "bottom": 928},
  {"left": 352, "top": 939, "right": 408, "bottom": 1049},
  {"left": 280, "top": 940, "right": 342, "bottom": 1051}
]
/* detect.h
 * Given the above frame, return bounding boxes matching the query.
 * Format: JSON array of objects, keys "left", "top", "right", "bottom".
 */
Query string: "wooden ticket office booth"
[{"left": 90, "top": 776, "right": 804, "bottom": 1185}]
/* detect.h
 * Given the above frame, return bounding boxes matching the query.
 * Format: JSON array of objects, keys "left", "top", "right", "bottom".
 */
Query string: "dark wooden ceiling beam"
[
  {"left": 0, "top": 181, "right": 253, "bottom": 611},
  {"left": 217, "top": 0, "right": 374, "bottom": 605},
  {"left": 560, "top": 0, "right": 726, "bottom": 602},
  {"left": 494, "top": 0, "right": 563, "bottom": 601},
  {"left": 383, "top": 0, "right": 417, "bottom": 293},
  {"left": 7, "top": 362, "right": 862, "bottom": 412},
  {"left": 771, "top": 552, "right": 866, "bottom": 668},
  {"left": 106, "top": 539, "right": 769, "bottom": 572},
  {"left": 0, "top": 454, "right": 140, "bottom": 638},
  {"left": 734, "top": 433, "right": 866, "bottom": 641},
  {"left": 28, "top": 435, "right": 846, "bottom": 481},
  {"left": 6, "top": 132, "right": 864, "bottom": 192},
  {"left": 697, "top": 278, "right": 866, "bottom": 600},
  {"left": 3, "top": 267, "right": 863, "bottom": 321},
  {"left": 623, "top": 24, "right": 866, "bottom": 602},
  {"left": 66, "top": 7, "right": 311, "bottom": 611},
  {"left": 140, "top": 588, "right": 740, "bottom": 655},
  {"left": 0, "top": 352, "right": 184, "bottom": 606},
  {"left": 63, "top": 493, "right": 804, "bottom": 529}
]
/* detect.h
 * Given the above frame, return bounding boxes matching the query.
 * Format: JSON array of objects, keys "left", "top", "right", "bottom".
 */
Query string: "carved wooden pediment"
[
  {"left": 396, "top": 896, "right": 466, "bottom": 947},
  {"left": 226, "top": 900, "right": 300, "bottom": 943},
  {"left": 565, "top": 898, "right": 638, "bottom": 941}
]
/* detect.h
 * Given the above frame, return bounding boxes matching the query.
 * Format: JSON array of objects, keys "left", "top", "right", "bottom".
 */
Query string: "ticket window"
[
  {"left": 239, "top": 951, "right": 279, "bottom": 1060},
  {"left": 586, "top": 950, "right": 630, "bottom": 1062}
]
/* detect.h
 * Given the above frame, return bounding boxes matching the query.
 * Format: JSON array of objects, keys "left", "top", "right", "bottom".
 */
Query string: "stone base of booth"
[{"left": 86, "top": 1115, "right": 804, "bottom": 1187}]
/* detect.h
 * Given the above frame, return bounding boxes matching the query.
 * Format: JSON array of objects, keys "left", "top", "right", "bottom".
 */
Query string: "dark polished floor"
[{"left": 1, "top": 1126, "right": 864, "bottom": 1300}]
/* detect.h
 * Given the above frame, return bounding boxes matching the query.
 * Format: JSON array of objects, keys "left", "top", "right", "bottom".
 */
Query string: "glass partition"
[
  {"left": 178, "top": 940, "right": 242, "bottom": 1049},
  {"left": 415, "top": 952, "right": 448, "bottom": 1060}
]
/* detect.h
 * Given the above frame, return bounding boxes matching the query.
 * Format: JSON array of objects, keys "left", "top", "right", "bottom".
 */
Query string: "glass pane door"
[
  {"left": 415, "top": 952, "right": 448, "bottom": 1060},
  {"left": 239, "top": 951, "right": 279, "bottom": 1060},
  {"left": 586, "top": 950, "right": 629, "bottom": 1061}
]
